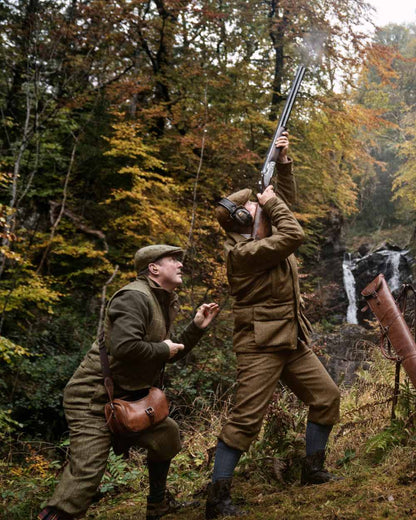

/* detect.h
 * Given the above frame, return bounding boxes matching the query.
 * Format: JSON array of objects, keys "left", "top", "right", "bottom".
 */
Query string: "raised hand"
[
  {"left": 257, "top": 185, "right": 276, "bottom": 207},
  {"left": 275, "top": 130, "right": 289, "bottom": 162},
  {"left": 193, "top": 303, "right": 220, "bottom": 329}
]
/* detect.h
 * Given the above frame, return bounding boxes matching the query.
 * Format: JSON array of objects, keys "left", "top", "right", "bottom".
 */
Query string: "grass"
[
  {"left": 84, "top": 444, "right": 416, "bottom": 520},
  {"left": 2, "top": 348, "right": 416, "bottom": 519}
]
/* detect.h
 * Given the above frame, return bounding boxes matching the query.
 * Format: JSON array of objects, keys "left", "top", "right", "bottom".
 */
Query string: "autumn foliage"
[{"left": 1, "top": 0, "right": 416, "bottom": 466}]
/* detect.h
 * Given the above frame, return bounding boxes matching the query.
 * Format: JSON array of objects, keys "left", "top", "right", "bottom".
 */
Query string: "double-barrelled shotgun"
[{"left": 252, "top": 65, "right": 306, "bottom": 240}]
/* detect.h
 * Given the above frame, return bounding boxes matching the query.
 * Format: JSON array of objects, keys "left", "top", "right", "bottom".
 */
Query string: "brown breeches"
[{"left": 220, "top": 342, "right": 340, "bottom": 452}]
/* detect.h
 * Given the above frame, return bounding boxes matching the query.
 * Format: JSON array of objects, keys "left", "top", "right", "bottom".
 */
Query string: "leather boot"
[
  {"left": 301, "top": 450, "right": 340, "bottom": 485},
  {"left": 146, "top": 490, "right": 199, "bottom": 520},
  {"left": 146, "top": 490, "right": 180, "bottom": 520},
  {"left": 38, "top": 506, "right": 73, "bottom": 519},
  {"left": 205, "top": 478, "right": 246, "bottom": 519}
]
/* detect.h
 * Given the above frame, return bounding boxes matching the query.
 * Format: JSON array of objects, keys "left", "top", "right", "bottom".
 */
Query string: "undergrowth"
[{"left": 2, "top": 346, "right": 416, "bottom": 519}]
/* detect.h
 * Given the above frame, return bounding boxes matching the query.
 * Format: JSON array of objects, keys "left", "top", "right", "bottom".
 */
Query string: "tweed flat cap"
[{"left": 134, "top": 244, "right": 183, "bottom": 274}]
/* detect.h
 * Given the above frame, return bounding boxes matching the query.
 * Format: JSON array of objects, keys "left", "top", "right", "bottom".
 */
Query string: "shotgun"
[{"left": 252, "top": 65, "right": 306, "bottom": 240}]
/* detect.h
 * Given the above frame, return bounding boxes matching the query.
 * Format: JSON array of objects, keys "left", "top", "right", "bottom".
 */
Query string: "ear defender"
[{"left": 218, "top": 198, "right": 253, "bottom": 226}]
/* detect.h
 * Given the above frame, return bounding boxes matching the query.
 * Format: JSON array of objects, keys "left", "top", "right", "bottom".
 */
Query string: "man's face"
[
  {"left": 234, "top": 200, "right": 257, "bottom": 233},
  {"left": 150, "top": 255, "right": 183, "bottom": 291},
  {"left": 244, "top": 200, "right": 258, "bottom": 221}
]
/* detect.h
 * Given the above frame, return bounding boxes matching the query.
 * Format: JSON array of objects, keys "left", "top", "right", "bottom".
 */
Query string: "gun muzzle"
[{"left": 362, "top": 274, "right": 416, "bottom": 388}]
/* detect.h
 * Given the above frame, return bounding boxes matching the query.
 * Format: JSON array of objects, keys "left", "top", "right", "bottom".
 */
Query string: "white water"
[
  {"left": 342, "top": 255, "right": 358, "bottom": 324},
  {"left": 385, "top": 250, "right": 402, "bottom": 292},
  {"left": 342, "top": 249, "right": 408, "bottom": 323}
]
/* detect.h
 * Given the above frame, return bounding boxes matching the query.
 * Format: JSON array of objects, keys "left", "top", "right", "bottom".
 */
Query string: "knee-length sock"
[
  {"left": 212, "top": 440, "right": 242, "bottom": 482},
  {"left": 147, "top": 459, "right": 171, "bottom": 503},
  {"left": 305, "top": 421, "right": 332, "bottom": 456}
]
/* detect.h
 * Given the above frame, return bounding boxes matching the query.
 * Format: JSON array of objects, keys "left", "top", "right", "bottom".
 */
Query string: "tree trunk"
[{"left": 268, "top": 0, "right": 289, "bottom": 121}]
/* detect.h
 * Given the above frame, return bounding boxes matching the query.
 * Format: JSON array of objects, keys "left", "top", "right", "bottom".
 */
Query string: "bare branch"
[
  {"left": 97, "top": 266, "right": 119, "bottom": 338},
  {"left": 48, "top": 202, "right": 109, "bottom": 251},
  {"left": 36, "top": 137, "right": 78, "bottom": 274},
  {"left": 185, "top": 82, "right": 208, "bottom": 260}
]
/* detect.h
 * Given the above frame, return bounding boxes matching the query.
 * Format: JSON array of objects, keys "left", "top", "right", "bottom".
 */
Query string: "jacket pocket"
[
  {"left": 253, "top": 303, "right": 296, "bottom": 347},
  {"left": 253, "top": 319, "right": 297, "bottom": 347}
]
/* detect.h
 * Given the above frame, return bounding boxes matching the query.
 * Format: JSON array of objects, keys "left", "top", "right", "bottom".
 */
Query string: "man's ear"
[{"left": 148, "top": 263, "right": 159, "bottom": 275}]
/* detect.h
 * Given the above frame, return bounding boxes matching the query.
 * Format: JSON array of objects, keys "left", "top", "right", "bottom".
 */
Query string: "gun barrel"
[
  {"left": 362, "top": 274, "right": 416, "bottom": 388},
  {"left": 252, "top": 66, "right": 306, "bottom": 240},
  {"left": 261, "top": 65, "right": 306, "bottom": 187},
  {"left": 279, "top": 65, "right": 306, "bottom": 129}
]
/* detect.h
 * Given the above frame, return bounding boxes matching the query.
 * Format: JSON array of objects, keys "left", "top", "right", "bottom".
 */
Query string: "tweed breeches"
[
  {"left": 46, "top": 404, "right": 181, "bottom": 517},
  {"left": 220, "top": 342, "right": 340, "bottom": 452}
]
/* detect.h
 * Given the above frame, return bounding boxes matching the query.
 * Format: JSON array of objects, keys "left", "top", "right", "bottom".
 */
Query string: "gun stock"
[
  {"left": 251, "top": 205, "right": 272, "bottom": 241},
  {"left": 252, "top": 66, "right": 306, "bottom": 240}
]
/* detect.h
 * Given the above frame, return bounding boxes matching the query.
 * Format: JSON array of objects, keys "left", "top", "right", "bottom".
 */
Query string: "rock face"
[
  {"left": 302, "top": 206, "right": 415, "bottom": 384},
  {"left": 353, "top": 246, "right": 412, "bottom": 294},
  {"left": 313, "top": 324, "right": 379, "bottom": 386},
  {"left": 312, "top": 243, "right": 414, "bottom": 384},
  {"left": 345, "top": 245, "right": 413, "bottom": 326},
  {"left": 305, "top": 209, "right": 348, "bottom": 325}
]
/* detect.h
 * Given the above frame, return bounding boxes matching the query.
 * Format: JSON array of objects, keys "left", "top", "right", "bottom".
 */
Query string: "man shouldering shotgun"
[{"left": 206, "top": 66, "right": 342, "bottom": 519}]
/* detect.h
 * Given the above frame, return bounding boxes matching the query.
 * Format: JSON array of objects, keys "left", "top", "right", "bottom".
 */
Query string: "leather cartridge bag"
[
  {"left": 361, "top": 273, "right": 416, "bottom": 388},
  {"left": 104, "top": 386, "right": 169, "bottom": 436},
  {"left": 98, "top": 333, "right": 169, "bottom": 436}
]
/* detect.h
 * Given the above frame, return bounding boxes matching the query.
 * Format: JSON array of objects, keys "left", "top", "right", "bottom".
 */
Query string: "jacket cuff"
[
  {"left": 276, "top": 157, "right": 293, "bottom": 175},
  {"left": 189, "top": 319, "right": 207, "bottom": 339},
  {"left": 156, "top": 341, "right": 172, "bottom": 361}
]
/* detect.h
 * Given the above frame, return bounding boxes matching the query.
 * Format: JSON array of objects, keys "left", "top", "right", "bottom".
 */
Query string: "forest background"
[{"left": 2, "top": 1, "right": 416, "bottom": 518}]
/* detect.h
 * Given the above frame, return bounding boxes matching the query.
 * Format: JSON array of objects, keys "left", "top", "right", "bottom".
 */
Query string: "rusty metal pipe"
[{"left": 361, "top": 273, "right": 416, "bottom": 388}]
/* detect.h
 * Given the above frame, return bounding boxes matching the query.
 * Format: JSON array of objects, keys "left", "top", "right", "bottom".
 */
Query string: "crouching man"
[{"left": 39, "top": 244, "right": 219, "bottom": 520}]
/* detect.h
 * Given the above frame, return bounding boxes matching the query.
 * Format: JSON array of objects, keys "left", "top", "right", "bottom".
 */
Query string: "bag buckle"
[{"left": 145, "top": 407, "right": 155, "bottom": 419}]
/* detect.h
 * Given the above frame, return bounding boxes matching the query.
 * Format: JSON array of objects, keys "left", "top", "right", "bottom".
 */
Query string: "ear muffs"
[{"left": 218, "top": 198, "right": 253, "bottom": 226}]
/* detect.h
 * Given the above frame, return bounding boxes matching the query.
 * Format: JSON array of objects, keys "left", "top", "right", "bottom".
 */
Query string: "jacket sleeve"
[
  {"left": 168, "top": 320, "right": 206, "bottom": 363},
  {"left": 274, "top": 159, "right": 296, "bottom": 207},
  {"left": 107, "top": 290, "right": 171, "bottom": 363},
  {"left": 229, "top": 195, "right": 305, "bottom": 273}
]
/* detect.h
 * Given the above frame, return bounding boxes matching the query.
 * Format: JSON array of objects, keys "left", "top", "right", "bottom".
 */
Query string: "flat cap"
[
  {"left": 134, "top": 244, "right": 183, "bottom": 274},
  {"left": 215, "top": 188, "right": 253, "bottom": 231}
]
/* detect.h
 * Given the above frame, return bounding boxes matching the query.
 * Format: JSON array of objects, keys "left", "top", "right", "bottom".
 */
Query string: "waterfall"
[
  {"left": 386, "top": 250, "right": 403, "bottom": 292},
  {"left": 341, "top": 248, "right": 411, "bottom": 324},
  {"left": 342, "top": 255, "right": 358, "bottom": 324}
]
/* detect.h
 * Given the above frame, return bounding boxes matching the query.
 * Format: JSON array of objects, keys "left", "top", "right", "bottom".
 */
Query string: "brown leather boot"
[
  {"left": 301, "top": 450, "right": 341, "bottom": 485},
  {"left": 146, "top": 490, "right": 180, "bottom": 520},
  {"left": 146, "top": 490, "right": 199, "bottom": 520},
  {"left": 205, "top": 478, "right": 246, "bottom": 519},
  {"left": 38, "top": 507, "right": 73, "bottom": 520}
]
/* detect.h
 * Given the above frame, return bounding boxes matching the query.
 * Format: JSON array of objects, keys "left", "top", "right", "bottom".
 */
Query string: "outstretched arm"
[
  {"left": 273, "top": 131, "right": 296, "bottom": 206},
  {"left": 168, "top": 302, "right": 220, "bottom": 363}
]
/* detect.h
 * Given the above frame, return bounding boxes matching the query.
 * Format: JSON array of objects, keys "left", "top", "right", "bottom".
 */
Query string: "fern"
[
  {"left": 99, "top": 449, "right": 142, "bottom": 494},
  {"left": 364, "top": 420, "right": 408, "bottom": 462}
]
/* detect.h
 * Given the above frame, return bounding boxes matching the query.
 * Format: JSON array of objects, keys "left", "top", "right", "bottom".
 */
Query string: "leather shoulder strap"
[{"left": 98, "top": 330, "right": 114, "bottom": 402}]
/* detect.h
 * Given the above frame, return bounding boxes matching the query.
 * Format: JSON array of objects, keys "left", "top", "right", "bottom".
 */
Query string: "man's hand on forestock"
[
  {"left": 275, "top": 130, "right": 289, "bottom": 163},
  {"left": 257, "top": 185, "right": 276, "bottom": 207},
  {"left": 164, "top": 339, "right": 185, "bottom": 358},
  {"left": 193, "top": 303, "right": 220, "bottom": 329}
]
